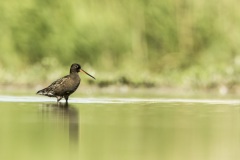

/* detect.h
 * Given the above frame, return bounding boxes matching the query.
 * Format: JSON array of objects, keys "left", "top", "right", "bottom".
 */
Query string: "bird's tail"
[
  {"left": 36, "top": 88, "right": 54, "bottom": 97},
  {"left": 36, "top": 88, "right": 48, "bottom": 95}
]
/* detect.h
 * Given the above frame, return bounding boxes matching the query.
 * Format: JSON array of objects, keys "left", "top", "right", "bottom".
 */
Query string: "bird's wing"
[
  {"left": 44, "top": 75, "right": 70, "bottom": 95},
  {"left": 49, "top": 75, "right": 69, "bottom": 87}
]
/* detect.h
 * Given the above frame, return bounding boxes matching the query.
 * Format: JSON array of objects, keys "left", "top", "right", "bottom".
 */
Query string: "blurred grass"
[{"left": 1, "top": 0, "right": 240, "bottom": 92}]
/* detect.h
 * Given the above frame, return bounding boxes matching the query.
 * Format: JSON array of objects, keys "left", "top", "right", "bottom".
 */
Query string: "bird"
[{"left": 36, "top": 63, "right": 95, "bottom": 104}]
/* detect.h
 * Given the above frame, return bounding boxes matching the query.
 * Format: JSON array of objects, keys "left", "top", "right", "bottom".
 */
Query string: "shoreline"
[{"left": 0, "top": 84, "right": 239, "bottom": 98}]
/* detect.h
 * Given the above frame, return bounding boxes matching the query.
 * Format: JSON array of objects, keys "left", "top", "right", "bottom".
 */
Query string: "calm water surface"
[{"left": 0, "top": 96, "right": 240, "bottom": 160}]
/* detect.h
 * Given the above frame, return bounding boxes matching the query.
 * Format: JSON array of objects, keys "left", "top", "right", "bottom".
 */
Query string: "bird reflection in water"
[{"left": 39, "top": 103, "right": 80, "bottom": 158}]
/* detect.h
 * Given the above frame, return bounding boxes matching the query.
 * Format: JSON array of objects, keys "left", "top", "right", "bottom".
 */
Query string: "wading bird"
[{"left": 36, "top": 63, "right": 95, "bottom": 104}]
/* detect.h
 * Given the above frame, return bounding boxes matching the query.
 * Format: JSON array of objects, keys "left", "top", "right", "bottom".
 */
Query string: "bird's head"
[
  {"left": 70, "top": 63, "right": 81, "bottom": 73},
  {"left": 70, "top": 63, "right": 95, "bottom": 79}
]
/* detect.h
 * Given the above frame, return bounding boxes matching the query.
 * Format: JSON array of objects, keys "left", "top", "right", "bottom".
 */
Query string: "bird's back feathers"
[{"left": 36, "top": 75, "right": 73, "bottom": 97}]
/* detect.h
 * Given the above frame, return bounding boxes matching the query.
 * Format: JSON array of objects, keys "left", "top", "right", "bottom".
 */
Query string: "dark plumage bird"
[{"left": 36, "top": 63, "right": 95, "bottom": 103}]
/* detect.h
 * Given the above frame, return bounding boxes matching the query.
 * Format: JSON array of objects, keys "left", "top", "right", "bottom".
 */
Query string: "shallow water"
[{"left": 0, "top": 96, "right": 240, "bottom": 160}]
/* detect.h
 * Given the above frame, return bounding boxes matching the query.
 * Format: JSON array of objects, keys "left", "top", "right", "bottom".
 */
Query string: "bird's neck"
[{"left": 70, "top": 72, "right": 79, "bottom": 78}]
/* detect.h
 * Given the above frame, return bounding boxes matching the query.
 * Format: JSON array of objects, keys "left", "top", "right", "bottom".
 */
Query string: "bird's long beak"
[{"left": 80, "top": 69, "right": 96, "bottom": 79}]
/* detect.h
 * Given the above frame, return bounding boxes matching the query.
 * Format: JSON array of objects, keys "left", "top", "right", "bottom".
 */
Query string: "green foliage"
[{"left": 0, "top": 0, "right": 240, "bottom": 89}]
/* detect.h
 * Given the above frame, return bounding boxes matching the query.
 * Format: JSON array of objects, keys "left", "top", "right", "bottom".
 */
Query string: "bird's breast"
[{"left": 66, "top": 74, "right": 80, "bottom": 92}]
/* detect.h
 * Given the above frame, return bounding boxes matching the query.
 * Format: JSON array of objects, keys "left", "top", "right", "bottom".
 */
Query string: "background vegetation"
[{"left": 1, "top": 0, "right": 240, "bottom": 93}]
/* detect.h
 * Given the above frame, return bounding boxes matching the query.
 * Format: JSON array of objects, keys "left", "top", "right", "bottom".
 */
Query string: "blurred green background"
[{"left": 1, "top": 0, "right": 240, "bottom": 92}]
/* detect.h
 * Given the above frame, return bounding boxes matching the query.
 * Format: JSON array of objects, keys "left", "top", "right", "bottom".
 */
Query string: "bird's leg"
[
  {"left": 57, "top": 96, "right": 63, "bottom": 103},
  {"left": 64, "top": 96, "right": 69, "bottom": 104}
]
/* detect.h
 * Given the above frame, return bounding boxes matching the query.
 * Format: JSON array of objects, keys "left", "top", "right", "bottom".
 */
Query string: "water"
[{"left": 0, "top": 95, "right": 240, "bottom": 160}]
